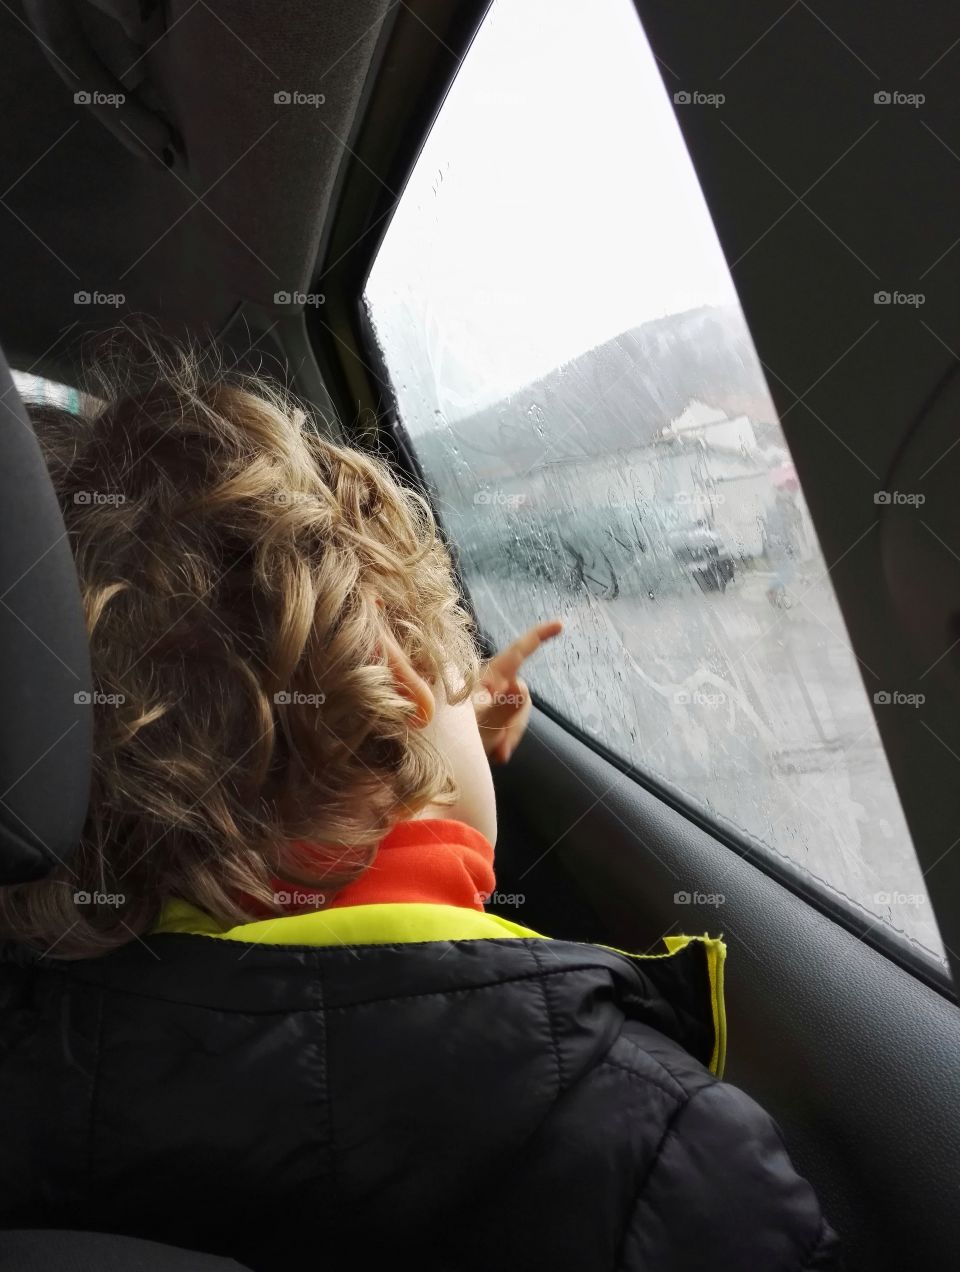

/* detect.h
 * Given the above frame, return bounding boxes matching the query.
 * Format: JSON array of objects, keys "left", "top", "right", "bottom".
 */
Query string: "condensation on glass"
[{"left": 364, "top": 0, "right": 942, "bottom": 959}]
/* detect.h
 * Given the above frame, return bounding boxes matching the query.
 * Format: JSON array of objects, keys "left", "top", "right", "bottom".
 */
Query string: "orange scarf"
[{"left": 256, "top": 819, "right": 496, "bottom": 916}]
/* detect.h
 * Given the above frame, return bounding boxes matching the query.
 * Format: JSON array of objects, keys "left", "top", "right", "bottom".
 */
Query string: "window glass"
[
  {"left": 12, "top": 372, "right": 81, "bottom": 412},
  {"left": 364, "top": 0, "right": 942, "bottom": 960}
]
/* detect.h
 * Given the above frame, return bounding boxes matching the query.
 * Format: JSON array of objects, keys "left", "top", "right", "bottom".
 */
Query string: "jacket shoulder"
[{"left": 615, "top": 1069, "right": 840, "bottom": 1270}]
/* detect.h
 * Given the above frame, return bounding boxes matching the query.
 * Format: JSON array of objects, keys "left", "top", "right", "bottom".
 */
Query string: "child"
[{"left": 0, "top": 345, "right": 838, "bottom": 1270}]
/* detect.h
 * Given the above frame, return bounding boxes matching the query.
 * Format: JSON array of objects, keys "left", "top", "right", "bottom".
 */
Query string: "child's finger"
[{"left": 486, "top": 619, "right": 563, "bottom": 683}]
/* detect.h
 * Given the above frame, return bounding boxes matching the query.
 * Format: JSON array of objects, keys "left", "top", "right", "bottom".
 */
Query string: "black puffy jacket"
[{"left": 0, "top": 908, "right": 839, "bottom": 1271}]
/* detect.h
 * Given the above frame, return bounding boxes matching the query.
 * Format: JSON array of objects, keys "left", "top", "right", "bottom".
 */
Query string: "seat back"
[
  {"left": 0, "top": 354, "right": 92, "bottom": 883},
  {"left": 0, "top": 357, "right": 255, "bottom": 1269}
]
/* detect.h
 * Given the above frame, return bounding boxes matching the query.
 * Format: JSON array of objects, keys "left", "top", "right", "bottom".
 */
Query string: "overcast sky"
[{"left": 366, "top": 0, "right": 740, "bottom": 421}]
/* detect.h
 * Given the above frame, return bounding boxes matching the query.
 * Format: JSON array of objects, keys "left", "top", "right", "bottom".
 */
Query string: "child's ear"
[{"left": 379, "top": 628, "right": 436, "bottom": 729}]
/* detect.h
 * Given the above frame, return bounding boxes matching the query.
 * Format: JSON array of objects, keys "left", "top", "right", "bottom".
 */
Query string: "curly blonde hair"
[{"left": 0, "top": 340, "right": 478, "bottom": 958}]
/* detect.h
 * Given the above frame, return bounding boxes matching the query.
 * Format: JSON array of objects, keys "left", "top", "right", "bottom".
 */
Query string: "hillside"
[{"left": 413, "top": 304, "right": 774, "bottom": 485}]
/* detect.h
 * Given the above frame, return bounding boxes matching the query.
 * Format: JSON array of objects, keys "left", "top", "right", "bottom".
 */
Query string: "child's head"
[{"left": 0, "top": 341, "right": 483, "bottom": 957}]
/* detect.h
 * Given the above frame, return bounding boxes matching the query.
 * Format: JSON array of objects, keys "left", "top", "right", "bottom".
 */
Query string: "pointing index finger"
[{"left": 488, "top": 619, "right": 563, "bottom": 681}]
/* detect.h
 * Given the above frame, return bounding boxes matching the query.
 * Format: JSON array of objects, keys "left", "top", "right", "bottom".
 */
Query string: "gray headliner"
[{"left": 0, "top": 0, "right": 396, "bottom": 380}]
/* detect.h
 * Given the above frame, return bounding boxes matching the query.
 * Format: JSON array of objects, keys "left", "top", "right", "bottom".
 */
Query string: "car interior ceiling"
[{"left": 1, "top": 1, "right": 960, "bottom": 1270}]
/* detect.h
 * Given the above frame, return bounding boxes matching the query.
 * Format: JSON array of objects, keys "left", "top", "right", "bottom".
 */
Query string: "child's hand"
[{"left": 473, "top": 620, "right": 563, "bottom": 764}]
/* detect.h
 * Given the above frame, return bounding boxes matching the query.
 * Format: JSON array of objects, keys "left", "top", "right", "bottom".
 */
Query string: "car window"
[
  {"left": 12, "top": 372, "right": 81, "bottom": 411},
  {"left": 363, "top": 0, "right": 943, "bottom": 962}
]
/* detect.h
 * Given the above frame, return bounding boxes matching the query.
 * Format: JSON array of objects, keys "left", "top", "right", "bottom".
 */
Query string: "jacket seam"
[
  {"left": 614, "top": 1079, "right": 703, "bottom": 1271},
  {"left": 144, "top": 935, "right": 556, "bottom": 955},
  {"left": 325, "top": 966, "right": 589, "bottom": 1014},
  {"left": 54, "top": 963, "right": 602, "bottom": 1016},
  {"left": 426, "top": 1001, "right": 636, "bottom": 1249},
  {"left": 314, "top": 955, "right": 336, "bottom": 1207},
  {"left": 615, "top": 1083, "right": 830, "bottom": 1272},
  {"left": 530, "top": 942, "right": 565, "bottom": 1092},
  {"left": 599, "top": 1055, "right": 688, "bottom": 1105},
  {"left": 608, "top": 1030, "right": 697, "bottom": 1100}
]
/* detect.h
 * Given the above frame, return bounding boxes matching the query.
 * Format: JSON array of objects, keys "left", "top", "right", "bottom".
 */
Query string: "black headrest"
[{"left": 0, "top": 351, "right": 92, "bottom": 884}]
